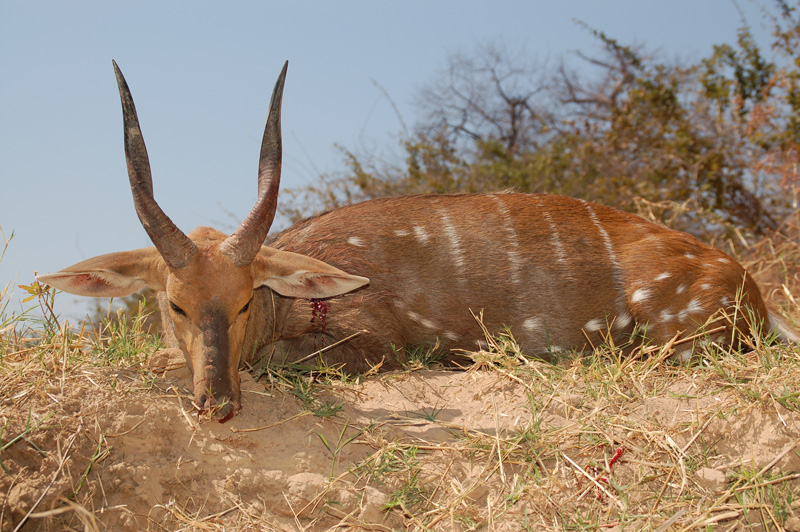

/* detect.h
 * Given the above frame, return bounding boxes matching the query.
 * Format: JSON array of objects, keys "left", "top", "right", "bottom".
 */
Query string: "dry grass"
[
  {"left": 1, "top": 219, "right": 800, "bottom": 531},
  {"left": 737, "top": 212, "right": 800, "bottom": 325},
  {"left": 340, "top": 342, "right": 800, "bottom": 530}
]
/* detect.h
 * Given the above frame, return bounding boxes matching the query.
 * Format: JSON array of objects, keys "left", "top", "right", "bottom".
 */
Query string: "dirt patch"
[
  {"left": 2, "top": 348, "right": 800, "bottom": 530},
  {"left": 1, "top": 357, "right": 390, "bottom": 531}
]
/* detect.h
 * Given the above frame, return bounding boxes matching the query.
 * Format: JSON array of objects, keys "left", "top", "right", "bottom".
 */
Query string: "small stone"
[
  {"left": 784, "top": 516, "right": 800, "bottom": 532},
  {"left": 695, "top": 467, "right": 727, "bottom": 492},
  {"left": 358, "top": 486, "right": 389, "bottom": 523}
]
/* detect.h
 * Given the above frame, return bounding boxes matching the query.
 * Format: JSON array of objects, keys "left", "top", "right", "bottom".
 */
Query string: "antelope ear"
[
  {"left": 37, "top": 248, "right": 168, "bottom": 297},
  {"left": 252, "top": 246, "right": 369, "bottom": 299}
]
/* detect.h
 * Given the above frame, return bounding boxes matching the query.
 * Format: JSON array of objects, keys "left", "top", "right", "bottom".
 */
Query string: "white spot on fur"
[
  {"left": 523, "top": 317, "right": 543, "bottom": 333},
  {"left": 684, "top": 253, "right": 696, "bottom": 259},
  {"left": 444, "top": 331, "right": 460, "bottom": 341},
  {"left": 721, "top": 296, "right": 731, "bottom": 307},
  {"left": 347, "top": 236, "right": 365, "bottom": 247},
  {"left": 676, "top": 284, "right": 686, "bottom": 295},
  {"left": 717, "top": 257, "right": 731, "bottom": 264},
  {"left": 678, "top": 298, "right": 704, "bottom": 321},
  {"left": 582, "top": 201, "right": 628, "bottom": 318},
  {"left": 413, "top": 226, "right": 429, "bottom": 245},
  {"left": 394, "top": 229, "right": 410, "bottom": 237},
  {"left": 583, "top": 202, "right": 619, "bottom": 268},
  {"left": 614, "top": 312, "right": 633, "bottom": 330},
  {"left": 407, "top": 311, "right": 438, "bottom": 331},
  {"left": 293, "top": 222, "right": 317, "bottom": 244},
  {"left": 645, "top": 234, "right": 664, "bottom": 249},
  {"left": 538, "top": 199, "right": 569, "bottom": 267},
  {"left": 632, "top": 288, "right": 651, "bottom": 304},
  {"left": 438, "top": 207, "right": 466, "bottom": 272},
  {"left": 490, "top": 195, "right": 524, "bottom": 286},
  {"left": 700, "top": 283, "right": 712, "bottom": 290},
  {"left": 655, "top": 272, "right": 671, "bottom": 281},
  {"left": 507, "top": 251, "right": 524, "bottom": 278},
  {"left": 584, "top": 318, "right": 604, "bottom": 332}
]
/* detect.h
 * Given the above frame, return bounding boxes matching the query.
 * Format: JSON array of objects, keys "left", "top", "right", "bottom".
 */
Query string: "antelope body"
[{"left": 39, "top": 63, "right": 798, "bottom": 419}]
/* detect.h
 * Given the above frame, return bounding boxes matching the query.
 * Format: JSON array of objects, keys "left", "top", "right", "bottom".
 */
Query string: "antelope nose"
[
  {"left": 215, "top": 400, "right": 237, "bottom": 422},
  {"left": 193, "top": 391, "right": 211, "bottom": 411},
  {"left": 193, "top": 391, "right": 239, "bottom": 422}
]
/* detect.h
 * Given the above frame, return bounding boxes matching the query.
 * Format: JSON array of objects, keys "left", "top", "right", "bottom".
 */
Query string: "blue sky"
[{"left": 0, "top": 1, "right": 777, "bottom": 318}]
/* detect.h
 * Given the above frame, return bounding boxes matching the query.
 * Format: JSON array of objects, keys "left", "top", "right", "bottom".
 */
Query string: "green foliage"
[
  {"left": 701, "top": 27, "right": 776, "bottom": 116},
  {"left": 0, "top": 409, "right": 53, "bottom": 475},
  {"left": 90, "top": 289, "right": 161, "bottom": 337},
  {"left": 316, "top": 421, "right": 366, "bottom": 479},
  {"left": 394, "top": 340, "right": 448, "bottom": 370},
  {"left": 283, "top": 7, "right": 800, "bottom": 244},
  {"left": 90, "top": 299, "right": 162, "bottom": 364},
  {"left": 383, "top": 469, "right": 428, "bottom": 513}
]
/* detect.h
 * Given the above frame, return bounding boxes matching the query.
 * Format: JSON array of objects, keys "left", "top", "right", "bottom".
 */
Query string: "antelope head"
[{"left": 38, "top": 62, "right": 369, "bottom": 419}]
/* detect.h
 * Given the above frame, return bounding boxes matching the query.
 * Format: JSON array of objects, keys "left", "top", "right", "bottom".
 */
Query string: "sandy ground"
[{"left": 3, "top": 347, "right": 800, "bottom": 531}]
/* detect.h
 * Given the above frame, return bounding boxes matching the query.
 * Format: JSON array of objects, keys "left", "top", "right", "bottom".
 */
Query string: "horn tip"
[{"left": 112, "top": 61, "right": 126, "bottom": 87}]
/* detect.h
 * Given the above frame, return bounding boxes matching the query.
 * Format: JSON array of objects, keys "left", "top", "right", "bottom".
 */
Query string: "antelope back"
[{"left": 268, "top": 192, "right": 777, "bottom": 364}]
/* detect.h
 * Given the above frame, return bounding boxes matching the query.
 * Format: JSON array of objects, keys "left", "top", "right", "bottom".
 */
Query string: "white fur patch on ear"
[
  {"left": 260, "top": 271, "right": 369, "bottom": 299},
  {"left": 37, "top": 270, "right": 148, "bottom": 297}
]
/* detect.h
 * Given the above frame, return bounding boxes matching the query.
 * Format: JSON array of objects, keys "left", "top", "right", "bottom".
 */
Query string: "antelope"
[{"left": 39, "top": 62, "right": 799, "bottom": 420}]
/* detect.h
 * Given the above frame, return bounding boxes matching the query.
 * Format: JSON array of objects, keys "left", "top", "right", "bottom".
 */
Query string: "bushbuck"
[{"left": 39, "top": 62, "right": 799, "bottom": 420}]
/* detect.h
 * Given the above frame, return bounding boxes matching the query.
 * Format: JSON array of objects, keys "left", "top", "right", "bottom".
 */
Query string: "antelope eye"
[
  {"left": 169, "top": 301, "right": 187, "bottom": 317},
  {"left": 238, "top": 300, "right": 251, "bottom": 315}
]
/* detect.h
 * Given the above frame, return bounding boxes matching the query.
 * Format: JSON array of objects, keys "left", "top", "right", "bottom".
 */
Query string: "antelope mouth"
[{"left": 192, "top": 392, "right": 241, "bottom": 423}]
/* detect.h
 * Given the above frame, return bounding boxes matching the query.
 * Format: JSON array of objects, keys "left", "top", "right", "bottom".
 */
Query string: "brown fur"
[{"left": 239, "top": 193, "right": 782, "bottom": 371}]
